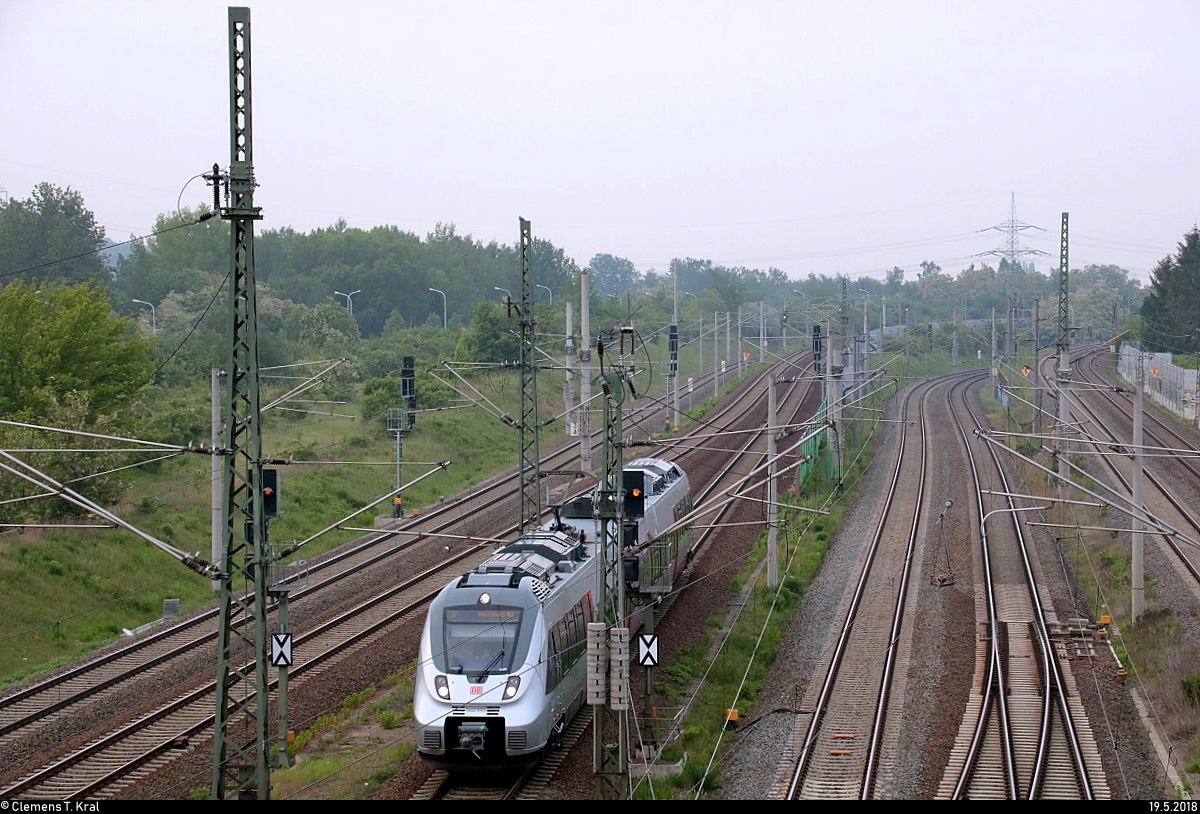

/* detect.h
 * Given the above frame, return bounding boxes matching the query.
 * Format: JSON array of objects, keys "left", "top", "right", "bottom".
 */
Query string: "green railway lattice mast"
[
  {"left": 518, "top": 217, "right": 541, "bottom": 533},
  {"left": 211, "top": 7, "right": 271, "bottom": 800},
  {"left": 594, "top": 337, "right": 630, "bottom": 799},
  {"left": 1055, "top": 212, "right": 1072, "bottom": 485}
]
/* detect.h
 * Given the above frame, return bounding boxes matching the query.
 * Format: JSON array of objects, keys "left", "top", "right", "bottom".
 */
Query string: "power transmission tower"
[
  {"left": 210, "top": 7, "right": 274, "bottom": 800},
  {"left": 980, "top": 192, "right": 1048, "bottom": 270}
]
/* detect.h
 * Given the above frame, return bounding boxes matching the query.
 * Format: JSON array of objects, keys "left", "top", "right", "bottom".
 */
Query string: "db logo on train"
[{"left": 471, "top": 686, "right": 484, "bottom": 695}]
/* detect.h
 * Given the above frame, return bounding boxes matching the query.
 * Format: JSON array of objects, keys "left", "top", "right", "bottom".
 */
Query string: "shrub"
[
  {"left": 1182, "top": 673, "right": 1200, "bottom": 708},
  {"left": 377, "top": 710, "right": 403, "bottom": 729}
]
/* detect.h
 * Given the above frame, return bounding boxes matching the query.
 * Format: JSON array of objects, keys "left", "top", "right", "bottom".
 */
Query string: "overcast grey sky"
[{"left": 3, "top": 0, "right": 1197, "bottom": 285}]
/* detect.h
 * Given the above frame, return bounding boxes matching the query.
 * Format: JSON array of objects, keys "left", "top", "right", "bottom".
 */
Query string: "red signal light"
[{"left": 262, "top": 468, "right": 280, "bottom": 517}]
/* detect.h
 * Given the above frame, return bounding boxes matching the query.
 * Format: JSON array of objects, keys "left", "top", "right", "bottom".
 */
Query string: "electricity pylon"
[{"left": 980, "top": 192, "right": 1047, "bottom": 270}]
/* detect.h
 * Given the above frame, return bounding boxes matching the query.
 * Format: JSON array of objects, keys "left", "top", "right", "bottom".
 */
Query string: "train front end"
[{"left": 414, "top": 571, "right": 549, "bottom": 770}]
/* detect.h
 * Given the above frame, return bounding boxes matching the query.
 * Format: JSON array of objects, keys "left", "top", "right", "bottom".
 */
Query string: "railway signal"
[
  {"left": 262, "top": 468, "right": 280, "bottom": 517},
  {"left": 623, "top": 470, "right": 646, "bottom": 517}
]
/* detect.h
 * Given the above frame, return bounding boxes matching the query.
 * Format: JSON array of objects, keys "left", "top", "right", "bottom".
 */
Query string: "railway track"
[
  {"left": 1064, "top": 348, "right": 1200, "bottom": 593},
  {"left": 774, "top": 371, "right": 1106, "bottom": 799},
  {"left": 942, "top": 373, "right": 1105, "bottom": 799},
  {"left": 779, "top": 371, "right": 947, "bottom": 798},
  {"left": 420, "top": 352, "right": 826, "bottom": 800},
  {"left": 0, "top": 350, "right": 825, "bottom": 800}
]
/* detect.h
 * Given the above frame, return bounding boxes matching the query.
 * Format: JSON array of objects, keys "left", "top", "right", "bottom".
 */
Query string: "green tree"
[
  {"left": 360, "top": 364, "right": 455, "bottom": 429},
  {"left": 455, "top": 301, "right": 520, "bottom": 363},
  {"left": 1140, "top": 227, "right": 1200, "bottom": 354},
  {"left": 290, "top": 301, "right": 361, "bottom": 358},
  {"left": 111, "top": 206, "right": 225, "bottom": 305},
  {"left": 1071, "top": 264, "right": 1144, "bottom": 343},
  {"left": 917, "top": 260, "right": 942, "bottom": 281},
  {"left": 0, "top": 280, "right": 153, "bottom": 423},
  {"left": 0, "top": 280, "right": 155, "bottom": 520},
  {"left": 0, "top": 183, "right": 108, "bottom": 287},
  {"left": 670, "top": 257, "right": 714, "bottom": 298},
  {"left": 532, "top": 237, "right": 579, "bottom": 294},
  {"left": 589, "top": 253, "right": 641, "bottom": 296}
]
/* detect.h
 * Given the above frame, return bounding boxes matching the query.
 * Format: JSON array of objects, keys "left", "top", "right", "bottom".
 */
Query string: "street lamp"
[
  {"left": 428, "top": 287, "right": 447, "bottom": 328},
  {"left": 132, "top": 299, "right": 156, "bottom": 336},
  {"left": 494, "top": 286, "right": 513, "bottom": 301},
  {"left": 536, "top": 284, "right": 552, "bottom": 305},
  {"left": 791, "top": 289, "right": 807, "bottom": 337},
  {"left": 334, "top": 289, "right": 361, "bottom": 315}
]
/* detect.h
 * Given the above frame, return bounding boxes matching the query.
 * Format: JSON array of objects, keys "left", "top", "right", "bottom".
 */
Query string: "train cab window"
[{"left": 441, "top": 609, "right": 522, "bottom": 675}]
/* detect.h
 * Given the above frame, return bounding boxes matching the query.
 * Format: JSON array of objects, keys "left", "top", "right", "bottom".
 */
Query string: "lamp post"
[
  {"left": 428, "top": 287, "right": 447, "bottom": 328},
  {"left": 334, "top": 289, "right": 361, "bottom": 315},
  {"left": 536, "top": 284, "right": 552, "bottom": 305},
  {"left": 904, "top": 303, "right": 911, "bottom": 380},
  {"left": 494, "top": 286, "right": 512, "bottom": 301},
  {"left": 881, "top": 294, "right": 887, "bottom": 355},
  {"left": 132, "top": 299, "right": 156, "bottom": 336}
]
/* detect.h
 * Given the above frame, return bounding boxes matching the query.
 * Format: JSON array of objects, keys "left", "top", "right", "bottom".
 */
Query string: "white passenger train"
[
  {"left": 554, "top": 456, "right": 695, "bottom": 596},
  {"left": 412, "top": 457, "right": 693, "bottom": 771}
]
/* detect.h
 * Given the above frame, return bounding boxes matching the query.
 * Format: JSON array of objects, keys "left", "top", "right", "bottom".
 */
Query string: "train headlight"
[
  {"left": 435, "top": 674, "right": 450, "bottom": 700},
  {"left": 504, "top": 675, "right": 520, "bottom": 699}
]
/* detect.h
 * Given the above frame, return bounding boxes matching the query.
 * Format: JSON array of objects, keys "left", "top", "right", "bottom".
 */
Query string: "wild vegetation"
[{"left": 1139, "top": 226, "right": 1200, "bottom": 360}]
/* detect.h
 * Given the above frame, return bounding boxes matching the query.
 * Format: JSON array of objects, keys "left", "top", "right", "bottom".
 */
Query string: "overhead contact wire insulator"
[{"left": 203, "top": 163, "right": 223, "bottom": 213}]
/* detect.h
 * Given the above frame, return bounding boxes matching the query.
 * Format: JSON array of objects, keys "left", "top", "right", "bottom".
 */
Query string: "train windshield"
[{"left": 441, "top": 606, "right": 523, "bottom": 675}]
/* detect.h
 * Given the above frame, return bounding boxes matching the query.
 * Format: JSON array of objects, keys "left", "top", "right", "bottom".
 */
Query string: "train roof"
[
  {"left": 625, "top": 457, "right": 683, "bottom": 478},
  {"left": 456, "top": 529, "right": 592, "bottom": 593}
]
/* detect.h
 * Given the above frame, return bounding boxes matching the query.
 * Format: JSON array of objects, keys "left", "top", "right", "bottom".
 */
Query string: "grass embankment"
[{"left": 0, "top": 331, "right": 704, "bottom": 689}]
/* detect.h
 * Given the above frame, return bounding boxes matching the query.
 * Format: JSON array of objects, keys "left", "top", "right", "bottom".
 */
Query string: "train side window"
[
  {"left": 567, "top": 605, "right": 580, "bottom": 645},
  {"left": 547, "top": 625, "right": 562, "bottom": 691},
  {"left": 568, "top": 609, "right": 583, "bottom": 667},
  {"left": 564, "top": 606, "right": 582, "bottom": 670}
]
